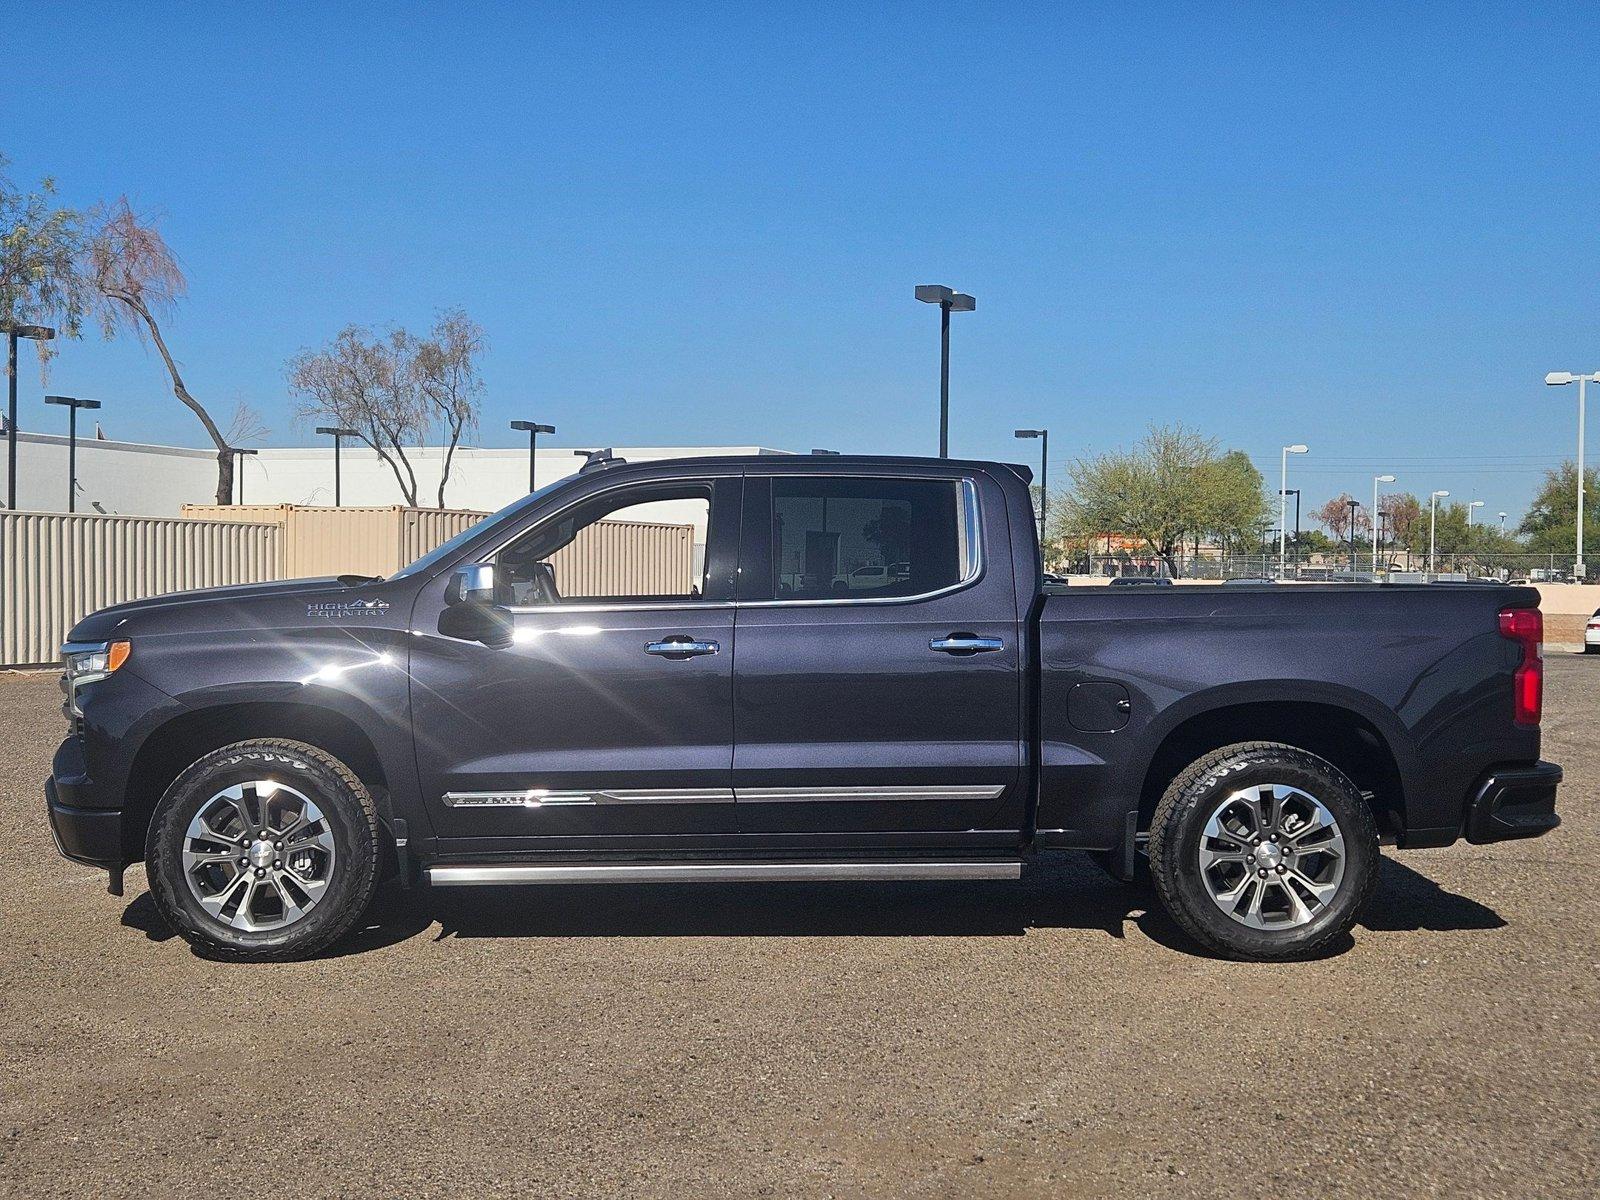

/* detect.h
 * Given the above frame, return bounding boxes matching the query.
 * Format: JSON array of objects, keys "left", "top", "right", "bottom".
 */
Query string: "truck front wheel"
[
  {"left": 145, "top": 739, "right": 382, "bottom": 961},
  {"left": 1147, "top": 742, "right": 1379, "bottom": 961}
]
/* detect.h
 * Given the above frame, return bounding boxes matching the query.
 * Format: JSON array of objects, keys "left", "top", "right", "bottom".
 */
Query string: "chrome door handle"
[
  {"left": 645, "top": 638, "right": 720, "bottom": 658},
  {"left": 929, "top": 635, "right": 1004, "bottom": 654}
]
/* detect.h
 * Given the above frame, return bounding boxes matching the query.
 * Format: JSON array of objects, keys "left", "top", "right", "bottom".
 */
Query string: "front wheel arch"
[{"left": 121, "top": 701, "right": 392, "bottom": 865}]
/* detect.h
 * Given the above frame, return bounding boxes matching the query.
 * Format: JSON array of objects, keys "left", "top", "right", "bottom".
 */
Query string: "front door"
[
  {"left": 730, "top": 470, "right": 1026, "bottom": 842},
  {"left": 410, "top": 476, "right": 742, "bottom": 846}
]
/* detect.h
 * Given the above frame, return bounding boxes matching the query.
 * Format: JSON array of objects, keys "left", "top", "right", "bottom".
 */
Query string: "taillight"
[{"left": 1498, "top": 607, "right": 1543, "bottom": 727}]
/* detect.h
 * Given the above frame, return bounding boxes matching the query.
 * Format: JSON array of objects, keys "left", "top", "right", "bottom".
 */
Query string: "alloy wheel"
[
  {"left": 181, "top": 780, "right": 337, "bottom": 932},
  {"left": 1197, "top": 782, "right": 1346, "bottom": 930}
]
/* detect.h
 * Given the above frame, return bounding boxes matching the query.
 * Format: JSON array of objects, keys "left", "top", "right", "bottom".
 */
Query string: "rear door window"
[{"left": 767, "top": 476, "right": 970, "bottom": 601}]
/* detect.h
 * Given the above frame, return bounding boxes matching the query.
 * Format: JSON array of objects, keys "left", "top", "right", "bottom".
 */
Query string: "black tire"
[
  {"left": 1585, "top": 643, "right": 1598, "bottom": 655},
  {"left": 145, "top": 739, "right": 381, "bottom": 961},
  {"left": 1147, "top": 741, "right": 1379, "bottom": 961}
]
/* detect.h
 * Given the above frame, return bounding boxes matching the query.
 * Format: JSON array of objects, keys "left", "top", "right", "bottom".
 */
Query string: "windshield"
[{"left": 387, "top": 478, "right": 570, "bottom": 580}]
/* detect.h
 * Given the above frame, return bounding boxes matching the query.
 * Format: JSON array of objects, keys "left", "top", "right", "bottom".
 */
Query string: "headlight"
[{"left": 61, "top": 640, "right": 130, "bottom": 717}]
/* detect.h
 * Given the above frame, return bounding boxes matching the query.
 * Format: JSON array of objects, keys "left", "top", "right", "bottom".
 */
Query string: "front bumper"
[
  {"left": 1465, "top": 761, "right": 1562, "bottom": 844},
  {"left": 46, "top": 737, "right": 128, "bottom": 894}
]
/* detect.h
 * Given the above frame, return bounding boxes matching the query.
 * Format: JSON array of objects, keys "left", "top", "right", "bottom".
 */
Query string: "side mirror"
[
  {"left": 440, "top": 563, "right": 512, "bottom": 647},
  {"left": 446, "top": 563, "right": 500, "bottom": 607}
]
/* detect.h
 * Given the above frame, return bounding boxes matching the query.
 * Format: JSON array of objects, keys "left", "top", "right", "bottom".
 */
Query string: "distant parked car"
[
  {"left": 1587, "top": 608, "right": 1599, "bottom": 655},
  {"left": 1109, "top": 575, "right": 1174, "bottom": 586}
]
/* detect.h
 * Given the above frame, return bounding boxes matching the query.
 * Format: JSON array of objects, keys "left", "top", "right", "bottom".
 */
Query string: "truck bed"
[{"left": 1032, "top": 583, "right": 1540, "bottom": 852}]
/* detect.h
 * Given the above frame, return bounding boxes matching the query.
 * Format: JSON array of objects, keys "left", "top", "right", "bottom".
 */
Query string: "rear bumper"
[{"left": 1465, "top": 762, "right": 1561, "bottom": 844}]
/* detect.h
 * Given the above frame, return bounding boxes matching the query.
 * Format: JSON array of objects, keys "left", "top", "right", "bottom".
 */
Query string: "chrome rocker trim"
[
  {"left": 427, "top": 860, "right": 1024, "bottom": 886},
  {"left": 442, "top": 784, "right": 1008, "bottom": 808}
]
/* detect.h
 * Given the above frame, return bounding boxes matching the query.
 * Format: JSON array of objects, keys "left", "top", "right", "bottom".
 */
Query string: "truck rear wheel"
[
  {"left": 1147, "top": 741, "right": 1379, "bottom": 960},
  {"left": 145, "top": 739, "right": 381, "bottom": 961}
]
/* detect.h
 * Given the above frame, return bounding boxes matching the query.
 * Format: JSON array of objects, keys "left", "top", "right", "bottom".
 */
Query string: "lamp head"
[
  {"left": 1285, "top": 444, "right": 1308, "bottom": 455},
  {"left": 1013, "top": 429, "right": 1043, "bottom": 439},
  {"left": 1545, "top": 372, "right": 1575, "bottom": 386},
  {"left": 1433, "top": 490, "right": 1450, "bottom": 498},
  {"left": 4, "top": 323, "right": 55, "bottom": 341},
  {"left": 1376, "top": 474, "right": 1396, "bottom": 483}
]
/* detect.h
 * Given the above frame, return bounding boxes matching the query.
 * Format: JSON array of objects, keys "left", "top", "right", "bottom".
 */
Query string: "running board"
[{"left": 426, "top": 860, "right": 1023, "bottom": 886}]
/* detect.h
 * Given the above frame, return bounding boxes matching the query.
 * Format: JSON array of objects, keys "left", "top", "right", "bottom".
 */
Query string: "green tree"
[
  {"left": 0, "top": 155, "right": 92, "bottom": 362},
  {"left": 1380, "top": 492, "right": 1424, "bottom": 556},
  {"left": 1519, "top": 462, "right": 1600, "bottom": 556},
  {"left": 1054, "top": 423, "right": 1268, "bottom": 575}
]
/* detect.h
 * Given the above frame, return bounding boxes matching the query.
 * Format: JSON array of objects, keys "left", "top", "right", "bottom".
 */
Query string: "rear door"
[{"left": 730, "top": 467, "right": 1026, "bottom": 841}]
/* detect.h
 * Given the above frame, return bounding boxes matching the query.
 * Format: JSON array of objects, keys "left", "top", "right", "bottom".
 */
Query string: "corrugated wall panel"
[
  {"left": 548, "top": 520, "right": 694, "bottom": 597},
  {"left": 1, "top": 511, "right": 281, "bottom": 668},
  {"left": 183, "top": 505, "right": 487, "bottom": 578},
  {"left": 5, "top": 509, "right": 694, "bottom": 667}
]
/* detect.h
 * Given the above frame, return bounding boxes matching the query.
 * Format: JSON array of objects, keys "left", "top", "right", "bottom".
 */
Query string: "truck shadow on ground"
[{"left": 121, "top": 852, "right": 1506, "bottom": 962}]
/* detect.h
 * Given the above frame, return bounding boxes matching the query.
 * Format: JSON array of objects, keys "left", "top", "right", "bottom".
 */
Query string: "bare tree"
[
  {"left": 86, "top": 199, "right": 237, "bottom": 503},
  {"left": 224, "top": 399, "right": 269, "bottom": 448},
  {"left": 288, "top": 325, "right": 427, "bottom": 506},
  {"left": 412, "top": 309, "right": 484, "bottom": 508},
  {"left": 288, "top": 311, "right": 485, "bottom": 508}
]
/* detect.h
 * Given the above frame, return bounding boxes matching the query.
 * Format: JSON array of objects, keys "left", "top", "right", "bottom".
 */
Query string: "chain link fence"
[{"left": 1053, "top": 552, "right": 1590, "bottom": 583}]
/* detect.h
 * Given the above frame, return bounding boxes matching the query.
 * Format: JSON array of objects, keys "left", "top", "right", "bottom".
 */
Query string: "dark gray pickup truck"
[{"left": 46, "top": 452, "right": 1560, "bottom": 961}]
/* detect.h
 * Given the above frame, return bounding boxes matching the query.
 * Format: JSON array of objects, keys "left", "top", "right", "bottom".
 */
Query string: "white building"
[{"left": 1, "top": 432, "right": 787, "bottom": 517}]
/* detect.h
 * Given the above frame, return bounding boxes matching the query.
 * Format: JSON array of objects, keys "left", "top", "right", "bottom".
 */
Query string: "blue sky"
[{"left": 7, "top": 2, "right": 1597, "bottom": 524}]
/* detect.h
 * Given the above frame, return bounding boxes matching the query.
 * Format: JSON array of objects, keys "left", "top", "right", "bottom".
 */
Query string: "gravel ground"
[{"left": 2, "top": 657, "right": 1595, "bottom": 1199}]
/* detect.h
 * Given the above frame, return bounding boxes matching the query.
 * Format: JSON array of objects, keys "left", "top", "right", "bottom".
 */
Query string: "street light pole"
[
  {"left": 1372, "top": 474, "right": 1396, "bottom": 573},
  {"left": 510, "top": 420, "right": 556, "bottom": 493},
  {"left": 44, "top": 395, "right": 101, "bottom": 513},
  {"left": 1544, "top": 371, "right": 1595, "bottom": 580},
  {"left": 5, "top": 323, "right": 56, "bottom": 509},
  {"left": 233, "top": 447, "right": 259, "bottom": 504},
  {"left": 1429, "top": 490, "right": 1450, "bottom": 575},
  {"left": 915, "top": 285, "right": 975, "bottom": 458},
  {"left": 1346, "top": 498, "right": 1361, "bottom": 571},
  {"left": 315, "top": 426, "right": 358, "bottom": 506},
  {"left": 1498, "top": 511, "right": 1508, "bottom": 535},
  {"left": 1013, "top": 428, "right": 1048, "bottom": 545},
  {"left": 1468, "top": 500, "right": 1484, "bottom": 526},
  {"left": 1278, "top": 444, "right": 1308, "bottom": 578}
]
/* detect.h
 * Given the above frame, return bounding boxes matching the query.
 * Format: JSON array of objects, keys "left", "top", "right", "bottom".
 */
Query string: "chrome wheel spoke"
[
  {"left": 183, "top": 780, "right": 336, "bottom": 934},
  {"left": 1199, "top": 782, "right": 1346, "bottom": 931}
]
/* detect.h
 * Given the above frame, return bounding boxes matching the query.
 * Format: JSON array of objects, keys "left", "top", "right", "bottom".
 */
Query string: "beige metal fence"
[
  {"left": 3, "top": 506, "right": 697, "bottom": 669},
  {"left": 181, "top": 504, "right": 486, "bottom": 578},
  {"left": 1, "top": 511, "right": 282, "bottom": 668},
  {"left": 547, "top": 519, "right": 696, "bottom": 597}
]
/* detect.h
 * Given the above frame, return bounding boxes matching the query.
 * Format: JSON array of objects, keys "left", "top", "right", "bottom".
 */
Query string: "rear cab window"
[{"left": 744, "top": 474, "right": 978, "bottom": 602}]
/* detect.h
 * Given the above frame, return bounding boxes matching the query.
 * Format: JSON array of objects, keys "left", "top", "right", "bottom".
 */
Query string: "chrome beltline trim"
[
  {"left": 735, "top": 785, "right": 1008, "bottom": 803},
  {"left": 443, "top": 788, "right": 735, "bottom": 808},
  {"left": 428, "top": 860, "right": 1023, "bottom": 886},
  {"left": 442, "top": 784, "right": 1008, "bottom": 808}
]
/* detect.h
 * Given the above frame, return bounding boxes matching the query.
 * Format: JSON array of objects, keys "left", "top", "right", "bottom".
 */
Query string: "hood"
[{"left": 67, "top": 576, "right": 354, "bottom": 642}]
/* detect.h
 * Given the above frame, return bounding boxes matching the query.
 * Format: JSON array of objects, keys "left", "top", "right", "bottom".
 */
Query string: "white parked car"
[{"left": 1587, "top": 608, "right": 1599, "bottom": 654}]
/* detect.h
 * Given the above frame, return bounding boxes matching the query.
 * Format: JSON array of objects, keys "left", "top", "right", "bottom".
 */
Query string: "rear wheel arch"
[
  {"left": 1137, "top": 698, "right": 1408, "bottom": 841},
  {"left": 122, "top": 701, "right": 391, "bottom": 864}
]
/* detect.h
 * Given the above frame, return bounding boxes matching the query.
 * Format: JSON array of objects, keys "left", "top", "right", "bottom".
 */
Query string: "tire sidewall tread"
[
  {"left": 145, "top": 738, "right": 381, "bottom": 962},
  {"left": 1148, "top": 740, "right": 1380, "bottom": 961}
]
